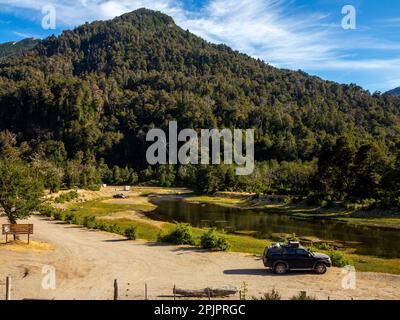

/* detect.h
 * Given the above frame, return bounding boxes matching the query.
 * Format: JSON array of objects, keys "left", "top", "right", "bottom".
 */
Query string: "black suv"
[{"left": 263, "top": 241, "right": 332, "bottom": 275}]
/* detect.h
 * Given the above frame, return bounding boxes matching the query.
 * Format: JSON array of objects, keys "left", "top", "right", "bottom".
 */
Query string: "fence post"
[
  {"left": 145, "top": 282, "right": 148, "bottom": 300},
  {"left": 113, "top": 279, "right": 118, "bottom": 300},
  {"left": 173, "top": 285, "right": 176, "bottom": 301},
  {"left": 6, "top": 276, "right": 11, "bottom": 300}
]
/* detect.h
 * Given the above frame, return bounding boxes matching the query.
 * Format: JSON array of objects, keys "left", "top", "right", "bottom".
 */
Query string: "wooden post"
[
  {"left": 207, "top": 288, "right": 211, "bottom": 300},
  {"left": 173, "top": 285, "right": 176, "bottom": 301},
  {"left": 6, "top": 276, "right": 11, "bottom": 300},
  {"left": 145, "top": 282, "right": 148, "bottom": 300},
  {"left": 113, "top": 279, "right": 118, "bottom": 300}
]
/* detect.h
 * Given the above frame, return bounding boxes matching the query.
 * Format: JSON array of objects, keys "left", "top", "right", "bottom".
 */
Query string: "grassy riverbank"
[
  {"left": 183, "top": 194, "right": 400, "bottom": 230},
  {"left": 41, "top": 188, "right": 400, "bottom": 275}
]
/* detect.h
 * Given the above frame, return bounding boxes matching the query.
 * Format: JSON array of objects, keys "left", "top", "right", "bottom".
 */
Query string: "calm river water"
[{"left": 154, "top": 199, "right": 400, "bottom": 258}]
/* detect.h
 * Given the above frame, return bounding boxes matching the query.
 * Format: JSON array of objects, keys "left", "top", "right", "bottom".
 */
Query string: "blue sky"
[{"left": 1, "top": 0, "right": 399, "bottom": 92}]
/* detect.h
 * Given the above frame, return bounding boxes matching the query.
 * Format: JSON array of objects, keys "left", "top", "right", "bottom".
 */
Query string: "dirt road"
[{"left": 1, "top": 215, "right": 399, "bottom": 300}]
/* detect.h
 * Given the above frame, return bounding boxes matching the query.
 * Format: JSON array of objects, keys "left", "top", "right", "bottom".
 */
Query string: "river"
[{"left": 154, "top": 198, "right": 400, "bottom": 258}]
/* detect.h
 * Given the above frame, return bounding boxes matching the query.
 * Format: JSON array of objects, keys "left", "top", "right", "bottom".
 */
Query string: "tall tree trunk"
[{"left": 9, "top": 219, "right": 19, "bottom": 241}]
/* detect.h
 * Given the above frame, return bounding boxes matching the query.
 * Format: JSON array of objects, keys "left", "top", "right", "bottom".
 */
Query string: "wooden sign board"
[{"left": 2, "top": 224, "right": 33, "bottom": 243}]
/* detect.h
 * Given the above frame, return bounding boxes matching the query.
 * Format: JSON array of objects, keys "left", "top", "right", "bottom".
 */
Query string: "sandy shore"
[{"left": 1, "top": 215, "right": 399, "bottom": 300}]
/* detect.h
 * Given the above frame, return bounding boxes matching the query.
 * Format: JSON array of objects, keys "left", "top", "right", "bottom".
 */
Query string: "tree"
[
  {"left": 0, "top": 159, "right": 44, "bottom": 230},
  {"left": 351, "top": 143, "right": 390, "bottom": 199},
  {"left": 312, "top": 137, "right": 356, "bottom": 200}
]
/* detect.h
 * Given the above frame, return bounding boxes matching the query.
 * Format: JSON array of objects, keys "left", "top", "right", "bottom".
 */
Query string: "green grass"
[
  {"left": 184, "top": 196, "right": 244, "bottom": 207},
  {"left": 104, "top": 218, "right": 165, "bottom": 241},
  {"left": 67, "top": 199, "right": 155, "bottom": 217}
]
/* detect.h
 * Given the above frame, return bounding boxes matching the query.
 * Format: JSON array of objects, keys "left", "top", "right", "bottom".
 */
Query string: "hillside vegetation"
[
  {"left": 0, "top": 38, "right": 38, "bottom": 59},
  {"left": 0, "top": 9, "right": 399, "bottom": 207}
]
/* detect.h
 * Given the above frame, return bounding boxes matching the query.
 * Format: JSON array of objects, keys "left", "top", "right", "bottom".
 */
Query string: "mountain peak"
[
  {"left": 113, "top": 8, "right": 176, "bottom": 28},
  {"left": 387, "top": 87, "right": 400, "bottom": 96},
  {"left": 0, "top": 37, "right": 38, "bottom": 59}
]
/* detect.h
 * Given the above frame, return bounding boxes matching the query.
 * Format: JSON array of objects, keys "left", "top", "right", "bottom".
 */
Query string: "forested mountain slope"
[
  {"left": 0, "top": 8, "right": 399, "bottom": 201},
  {"left": 0, "top": 38, "right": 38, "bottom": 59},
  {"left": 387, "top": 87, "right": 400, "bottom": 96}
]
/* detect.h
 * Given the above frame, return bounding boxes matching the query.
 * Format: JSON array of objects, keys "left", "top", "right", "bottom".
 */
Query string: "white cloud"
[
  {"left": 1, "top": 0, "right": 399, "bottom": 90},
  {"left": 13, "top": 31, "right": 34, "bottom": 38}
]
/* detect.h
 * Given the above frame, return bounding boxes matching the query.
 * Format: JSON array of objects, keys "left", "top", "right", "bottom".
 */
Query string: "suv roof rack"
[{"left": 287, "top": 240, "right": 300, "bottom": 248}]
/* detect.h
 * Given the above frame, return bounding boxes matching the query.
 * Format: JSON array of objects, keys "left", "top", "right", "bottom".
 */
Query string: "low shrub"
[
  {"left": 95, "top": 222, "right": 109, "bottom": 231},
  {"left": 62, "top": 212, "right": 82, "bottom": 225},
  {"left": 108, "top": 224, "right": 122, "bottom": 235},
  {"left": 39, "top": 206, "right": 57, "bottom": 217},
  {"left": 64, "top": 212, "right": 75, "bottom": 223},
  {"left": 200, "top": 229, "right": 231, "bottom": 251},
  {"left": 55, "top": 191, "right": 79, "bottom": 204},
  {"left": 53, "top": 211, "right": 65, "bottom": 221},
  {"left": 86, "top": 184, "right": 101, "bottom": 191},
  {"left": 83, "top": 216, "right": 96, "bottom": 229},
  {"left": 306, "top": 193, "right": 327, "bottom": 206},
  {"left": 328, "top": 250, "right": 351, "bottom": 267},
  {"left": 291, "top": 291, "right": 316, "bottom": 300},
  {"left": 124, "top": 226, "right": 137, "bottom": 240},
  {"left": 283, "top": 196, "right": 292, "bottom": 205},
  {"left": 312, "top": 242, "right": 334, "bottom": 251},
  {"left": 253, "top": 289, "right": 281, "bottom": 300},
  {"left": 159, "top": 223, "right": 195, "bottom": 245},
  {"left": 71, "top": 215, "right": 81, "bottom": 225}
]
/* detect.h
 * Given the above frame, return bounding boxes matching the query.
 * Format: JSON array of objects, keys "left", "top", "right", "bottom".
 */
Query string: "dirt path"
[{"left": 0, "top": 215, "right": 399, "bottom": 300}]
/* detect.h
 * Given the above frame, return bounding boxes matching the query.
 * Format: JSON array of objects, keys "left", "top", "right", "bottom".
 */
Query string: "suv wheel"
[
  {"left": 315, "top": 263, "right": 327, "bottom": 274},
  {"left": 274, "top": 263, "right": 287, "bottom": 275}
]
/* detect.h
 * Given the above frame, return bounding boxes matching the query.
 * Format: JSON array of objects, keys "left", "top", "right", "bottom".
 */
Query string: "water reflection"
[{"left": 154, "top": 199, "right": 400, "bottom": 258}]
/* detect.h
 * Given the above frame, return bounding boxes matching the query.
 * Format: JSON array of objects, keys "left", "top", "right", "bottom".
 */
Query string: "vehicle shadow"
[{"left": 223, "top": 269, "right": 316, "bottom": 276}]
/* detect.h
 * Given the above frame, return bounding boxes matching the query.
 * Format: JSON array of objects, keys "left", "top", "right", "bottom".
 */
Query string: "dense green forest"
[{"left": 0, "top": 9, "right": 399, "bottom": 208}]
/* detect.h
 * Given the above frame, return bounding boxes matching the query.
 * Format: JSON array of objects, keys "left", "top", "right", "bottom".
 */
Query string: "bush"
[
  {"left": 253, "top": 289, "right": 281, "bottom": 300},
  {"left": 312, "top": 242, "right": 333, "bottom": 251},
  {"left": 63, "top": 212, "right": 82, "bottom": 225},
  {"left": 53, "top": 211, "right": 65, "bottom": 221},
  {"left": 86, "top": 184, "right": 101, "bottom": 191},
  {"left": 329, "top": 250, "right": 351, "bottom": 267},
  {"left": 291, "top": 291, "right": 316, "bottom": 300},
  {"left": 64, "top": 212, "right": 75, "bottom": 223},
  {"left": 159, "top": 223, "right": 195, "bottom": 245},
  {"left": 108, "top": 224, "right": 122, "bottom": 234},
  {"left": 95, "top": 222, "right": 109, "bottom": 231},
  {"left": 83, "top": 216, "right": 96, "bottom": 229},
  {"left": 71, "top": 215, "right": 81, "bottom": 225},
  {"left": 124, "top": 226, "right": 137, "bottom": 240},
  {"left": 39, "top": 206, "right": 57, "bottom": 217},
  {"left": 200, "top": 229, "right": 231, "bottom": 251},
  {"left": 55, "top": 191, "right": 79, "bottom": 203}
]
